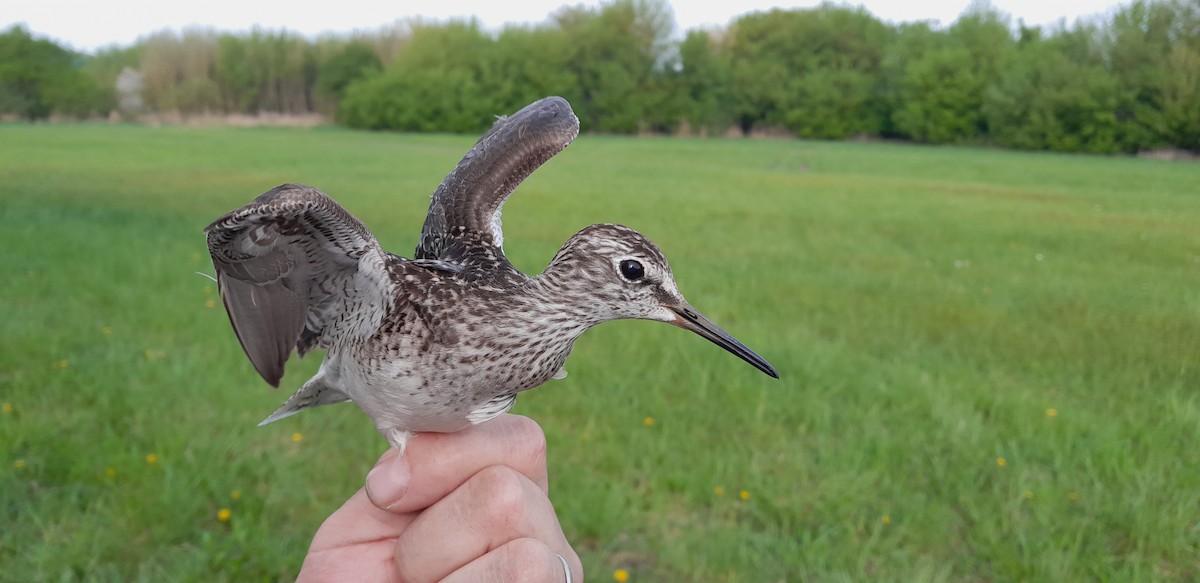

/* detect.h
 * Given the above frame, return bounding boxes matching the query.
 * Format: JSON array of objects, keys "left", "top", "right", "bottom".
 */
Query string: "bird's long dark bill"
[{"left": 670, "top": 306, "right": 778, "bottom": 378}]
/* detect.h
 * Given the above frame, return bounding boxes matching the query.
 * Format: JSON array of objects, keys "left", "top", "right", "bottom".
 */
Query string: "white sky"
[{"left": 7, "top": 0, "right": 1130, "bottom": 53}]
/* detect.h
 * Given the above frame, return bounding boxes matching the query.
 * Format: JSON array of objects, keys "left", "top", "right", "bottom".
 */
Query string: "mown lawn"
[{"left": 1, "top": 122, "right": 1198, "bottom": 582}]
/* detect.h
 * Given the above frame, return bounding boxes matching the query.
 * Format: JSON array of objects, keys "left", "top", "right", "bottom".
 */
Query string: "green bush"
[{"left": 0, "top": 26, "right": 111, "bottom": 119}]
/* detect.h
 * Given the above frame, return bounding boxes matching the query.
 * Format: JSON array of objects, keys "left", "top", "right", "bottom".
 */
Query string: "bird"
[{"left": 205, "top": 96, "right": 777, "bottom": 452}]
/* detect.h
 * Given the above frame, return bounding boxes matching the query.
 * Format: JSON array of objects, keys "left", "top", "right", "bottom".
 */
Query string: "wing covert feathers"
[{"left": 205, "top": 184, "right": 386, "bottom": 386}]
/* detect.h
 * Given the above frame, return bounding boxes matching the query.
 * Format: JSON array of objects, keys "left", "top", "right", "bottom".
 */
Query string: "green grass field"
[{"left": 1, "top": 122, "right": 1198, "bottom": 582}]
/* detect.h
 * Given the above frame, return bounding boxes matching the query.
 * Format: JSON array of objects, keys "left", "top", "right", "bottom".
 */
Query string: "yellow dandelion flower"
[
  {"left": 105, "top": 467, "right": 116, "bottom": 478},
  {"left": 231, "top": 489, "right": 241, "bottom": 500},
  {"left": 2, "top": 402, "right": 12, "bottom": 413},
  {"left": 205, "top": 299, "right": 216, "bottom": 309},
  {"left": 1046, "top": 408, "right": 1057, "bottom": 418},
  {"left": 1068, "top": 491, "right": 1079, "bottom": 501},
  {"left": 203, "top": 286, "right": 212, "bottom": 295},
  {"left": 13, "top": 459, "right": 27, "bottom": 469},
  {"left": 291, "top": 432, "right": 303, "bottom": 443},
  {"left": 739, "top": 489, "right": 750, "bottom": 501},
  {"left": 217, "top": 508, "right": 232, "bottom": 522},
  {"left": 145, "top": 453, "right": 158, "bottom": 465},
  {"left": 996, "top": 457, "right": 1007, "bottom": 468},
  {"left": 643, "top": 416, "right": 654, "bottom": 427},
  {"left": 613, "top": 569, "right": 629, "bottom": 582},
  {"left": 54, "top": 359, "right": 69, "bottom": 369},
  {"left": 101, "top": 326, "right": 113, "bottom": 336},
  {"left": 881, "top": 514, "right": 891, "bottom": 525},
  {"left": 714, "top": 486, "right": 726, "bottom": 496},
  {"left": 1024, "top": 491, "right": 1034, "bottom": 500}
]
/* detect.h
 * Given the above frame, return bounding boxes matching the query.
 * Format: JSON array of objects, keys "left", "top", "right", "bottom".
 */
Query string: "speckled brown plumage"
[{"left": 205, "top": 97, "right": 777, "bottom": 451}]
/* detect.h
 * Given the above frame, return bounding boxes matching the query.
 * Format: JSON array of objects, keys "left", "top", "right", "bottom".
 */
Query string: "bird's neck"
[{"left": 523, "top": 246, "right": 616, "bottom": 331}]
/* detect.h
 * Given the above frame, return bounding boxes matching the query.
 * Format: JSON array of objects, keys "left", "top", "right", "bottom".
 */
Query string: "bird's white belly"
[
  {"left": 337, "top": 352, "right": 529, "bottom": 435},
  {"left": 337, "top": 361, "right": 461, "bottom": 434},
  {"left": 332, "top": 315, "right": 577, "bottom": 437}
]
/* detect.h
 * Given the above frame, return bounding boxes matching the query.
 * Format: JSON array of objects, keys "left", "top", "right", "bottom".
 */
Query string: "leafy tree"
[
  {"left": 315, "top": 41, "right": 382, "bottom": 109},
  {"left": 340, "top": 20, "right": 496, "bottom": 132},
  {"left": 1157, "top": 43, "right": 1200, "bottom": 150},
  {"left": 893, "top": 46, "right": 987, "bottom": 142},
  {"left": 728, "top": 4, "right": 890, "bottom": 138},
  {"left": 879, "top": 22, "right": 940, "bottom": 137},
  {"left": 984, "top": 25, "right": 1123, "bottom": 153},
  {"left": 487, "top": 26, "right": 578, "bottom": 118},
  {"left": 727, "top": 9, "right": 805, "bottom": 133},
  {"left": 216, "top": 33, "right": 260, "bottom": 113},
  {"left": 220, "top": 29, "right": 315, "bottom": 114},
  {"left": 667, "top": 29, "right": 733, "bottom": 134},
  {"left": 552, "top": 0, "right": 676, "bottom": 132},
  {"left": 138, "top": 29, "right": 222, "bottom": 113},
  {"left": 787, "top": 5, "right": 891, "bottom": 138},
  {"left": 81, "top": 44, "right": 141, "bottom": 97},
  {"left": 0, "top": 26, "right": 110, "bottom": 119},
  {"left": 1105, "top": 0, "right": 1200, "bottom": 150},
  {"left": 893, "top": 4, "right": 1015, "bottom": 143},
  {"left": 785, "top": 68, "right": 883, "bottom": 138}
]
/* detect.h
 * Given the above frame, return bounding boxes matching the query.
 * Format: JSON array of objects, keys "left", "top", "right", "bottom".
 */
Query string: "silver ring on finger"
[{"left": 555, "top": 553, "right": 572, "bottom": 583}]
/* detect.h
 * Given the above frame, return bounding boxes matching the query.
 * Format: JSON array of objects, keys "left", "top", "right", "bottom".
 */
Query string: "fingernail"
[{"left": 365, "top": 451, "right": 411, "bottom": 511}]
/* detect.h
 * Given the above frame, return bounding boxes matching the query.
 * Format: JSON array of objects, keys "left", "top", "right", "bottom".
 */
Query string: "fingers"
[
  {"left": 441, "top": 538, "right": 582, "bottom": 583},
  {"left": 393, "top": 465, "right": 577, "bottom": 583},
  {"left": 305, "top": 487, "right": 417, "bottom": 555},
  {"left": 309, "top": 414, "right": 550, "bottom": 554},
  {"left": 367, "top": 414, "right": 549, "bottom": 513}
]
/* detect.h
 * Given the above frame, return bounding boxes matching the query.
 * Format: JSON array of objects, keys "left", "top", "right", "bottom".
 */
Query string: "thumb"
[{"left": 365, "top": 447, "right": 412, "bottom": 511}]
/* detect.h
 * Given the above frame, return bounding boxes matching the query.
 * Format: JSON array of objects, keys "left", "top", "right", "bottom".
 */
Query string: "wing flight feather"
[
  {"left": 205, "top": 184, "right": 389, "bottom": 386},
  {"left": 416, "top": 96, "right": 580, "bottom": 265}
]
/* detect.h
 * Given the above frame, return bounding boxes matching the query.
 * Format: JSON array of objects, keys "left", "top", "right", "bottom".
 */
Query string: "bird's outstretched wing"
[
  {"left": 416, "top": 96, "right": 580, "bottom": 267},
  {"left": 205, "top": 184, "right": 392, "bottom": 387}
]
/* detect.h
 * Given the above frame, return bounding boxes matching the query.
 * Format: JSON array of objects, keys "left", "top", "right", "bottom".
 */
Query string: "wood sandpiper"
[{"left": 206, "top": 97, "right": 777, "bottom": 451}]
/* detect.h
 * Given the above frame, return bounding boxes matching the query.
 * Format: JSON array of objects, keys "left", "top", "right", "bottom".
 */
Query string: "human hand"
[{"left": 296, "top": 414, "right": 582, "bottom": 582}]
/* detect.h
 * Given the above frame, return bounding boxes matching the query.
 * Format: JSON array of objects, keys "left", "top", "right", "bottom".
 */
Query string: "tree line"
[{"left": 1, "top": 0, "right": 1197, "bottom": 154}]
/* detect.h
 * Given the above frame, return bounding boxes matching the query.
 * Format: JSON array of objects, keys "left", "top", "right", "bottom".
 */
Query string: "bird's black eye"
[{"left": 619, "top": 259, "right": 644, "bottom": 281}]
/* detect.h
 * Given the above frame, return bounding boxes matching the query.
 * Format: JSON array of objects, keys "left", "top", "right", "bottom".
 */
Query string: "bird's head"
[{"left": 543, "top": 223, "right": 777, "bottom": 378}]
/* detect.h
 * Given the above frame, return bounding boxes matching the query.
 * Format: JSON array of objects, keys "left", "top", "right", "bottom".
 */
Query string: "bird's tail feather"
[{"left": 258, "top": 375, "right": 350, "bottom": 426}]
